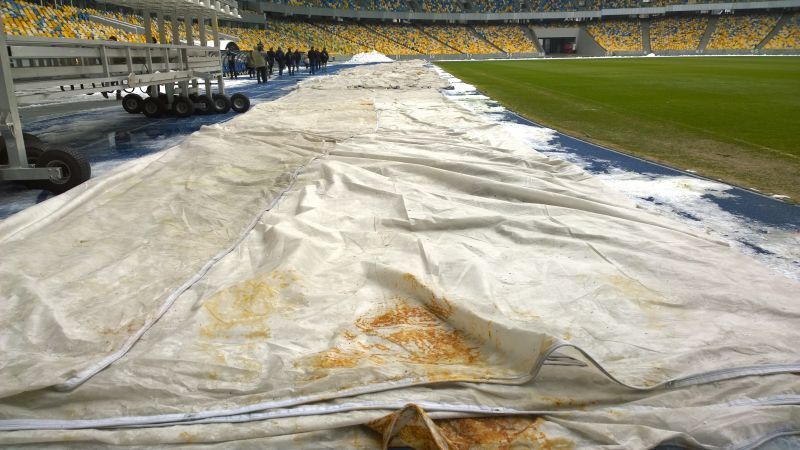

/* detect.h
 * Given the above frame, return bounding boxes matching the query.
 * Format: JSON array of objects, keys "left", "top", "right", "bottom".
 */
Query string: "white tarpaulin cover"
[{"left": 0, "top": 61, "right": 798, "bottom": 448}]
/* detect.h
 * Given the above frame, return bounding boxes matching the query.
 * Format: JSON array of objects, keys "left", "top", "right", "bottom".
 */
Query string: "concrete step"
[
  {"left": 757, "top": 13, "right": 790, "bottom": 49},
  {"left": 699, "top": 15, "right": 719, "bottom": 51},
  {"left": 524, "top": 24, "right": 545, "bottom": 54},
  {"left": 471, "top": 26, "right": 505, "bottom": 53}
]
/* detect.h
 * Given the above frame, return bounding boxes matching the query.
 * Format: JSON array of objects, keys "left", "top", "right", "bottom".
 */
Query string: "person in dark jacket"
[
  {"left": 321, "top": 48, "right": 329, "bottom": 72},
  {"left": 286, "top": 47, "right": 294, "bottom": 75},
  {"left": 267, "top": 47, "right": 275, "bottom": 75},
  {"left": 293, "top": 48, "right": 301, "bottom": 73},
  {"left": 276, "top": 47, "right": 285, "bottom": 76},
  {"left": 308, "top": 46, "right": 317, "bottom": 75},
  {"left": 226, "top": 50, "right": 236, "bottom": 79}
]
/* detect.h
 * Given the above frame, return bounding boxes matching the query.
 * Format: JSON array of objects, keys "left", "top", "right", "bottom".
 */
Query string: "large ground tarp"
[{"left": 0, "top": 61, "right": 798, "bottom": 448}]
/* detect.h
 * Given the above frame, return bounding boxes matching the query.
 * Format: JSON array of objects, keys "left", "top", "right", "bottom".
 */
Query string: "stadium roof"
[{"left": 102, "top": 0, "right": 242, "bottom": 18}]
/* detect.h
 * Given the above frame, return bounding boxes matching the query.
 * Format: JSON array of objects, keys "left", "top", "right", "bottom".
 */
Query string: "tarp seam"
[{"left": 54, "top": 142, "right": 334, "bottom": 392}]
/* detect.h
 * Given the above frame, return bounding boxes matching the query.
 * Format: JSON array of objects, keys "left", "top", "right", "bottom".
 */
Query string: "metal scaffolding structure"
[{"left": 0, "top": 0, "right": 248, "bottom": 193}]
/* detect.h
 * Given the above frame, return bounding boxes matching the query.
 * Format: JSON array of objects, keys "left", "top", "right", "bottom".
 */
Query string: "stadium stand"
[
  {"left": 534, "top": 0, "right": 582, "bottom": 12},
  {"left": 2, "top": 0, "right": 797, "bottom": 56},
  {"left": 473, "top": 24, "right": 537, "bottom": 52},
  {"left": 367, "top": 22, "right": 454, "bottom": 54},
  {"left": 472, "top": 0, "right": 515, "bottom": 13},
  {"left": 286, "top": 0, "right": 362, "bottom": 9},
  {"left": 420, "top": 24, "right": 497, "bottom": 53},
  {"left": 220, "top": 20, "right": 357, "bottom": 53},
  {"left": 586, "top": 19, "right": 643, "bottom": 52},
  {"left": 362, "top": 0, "right": 410, "bottom": 11},
  {"left": 649, "top": 15, "right": 707, "bottom": 51},
  {"left": 417, "top": 0, "right": 463, "bottom": 12},
  {"left": 0, "top": 0, "right": 142, "bottom": 41},
  {"left": 707, "top": 13, "right": 779, "bottom": 50},
  {"left": 316, "top": 22, "right": 418, "bottom": 55},
  {"left": 530, "top": 21, "right": 581, "bottom": 28},
  {"left": 267, "top": 20, "right": 363, "bottom": 53},
  {"left": 764, "top": 12, "right": 800, "bottom": 49},
  {"left": 601, "top": 0, "right": 639, "bottom": 8}
]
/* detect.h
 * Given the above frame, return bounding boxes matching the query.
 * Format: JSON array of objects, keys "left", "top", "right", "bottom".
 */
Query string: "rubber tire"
[
  {"left": 0, "top": 133, "right": 46, "bottom": 165},
  {"left": 194, "top": 95, "right": 215, "bottom": 115},
  {"left": 172, "top": 96, "right": 195, "bottom": 118},
  {"left": 230, "top": 93, "right": 250, "bottom": 113},
  {"left": 142, "top": 97, "right": 164, "bottom": 118},
  {"left": 212, "top": 94, "right": 231, "bottom": 114},
  {"left": 122, "top": 93, "right": 144, "bottom": 114},
  {"left": 31, "top": 147, "right": 91, "bottom": 194}
]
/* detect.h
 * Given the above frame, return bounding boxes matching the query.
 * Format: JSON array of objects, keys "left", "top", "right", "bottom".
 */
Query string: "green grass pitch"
[{"left": 436, "top": 57, "right": 800, "bottom": 202}]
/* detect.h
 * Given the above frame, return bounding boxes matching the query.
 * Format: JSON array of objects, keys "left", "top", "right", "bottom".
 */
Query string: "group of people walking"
[{"left": 225, "top": 44, "right": 329, "bottom": 83}]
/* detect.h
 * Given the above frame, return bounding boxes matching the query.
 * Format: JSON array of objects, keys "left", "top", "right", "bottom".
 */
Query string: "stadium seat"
[
  {"left": 764, "top": 12, "right": 800, "bottom": 49},
  {"left": 649, "top": 15, "right": 707, "bottom": 51},
  {"left": 707, "top": 13, "right": 780, "bottom": 50},
  {"left": 586, "top": 18, "right": 643, "bottom": 52},
  {"left": 473, "top": 24, "right": 537, "bottom": 53}
]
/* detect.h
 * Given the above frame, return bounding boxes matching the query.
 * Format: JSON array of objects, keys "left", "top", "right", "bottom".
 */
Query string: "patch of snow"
[{"left": 347, "top": 51, "right": 393, "bottom": 64}]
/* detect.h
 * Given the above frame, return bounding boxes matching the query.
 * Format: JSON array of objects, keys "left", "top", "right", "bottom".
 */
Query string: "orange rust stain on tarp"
[
  {"left": 298, "top": 276, "right": 482, "bottom": 379},
  {"left": 368, "top": 405, "right": 574, "bottom": 450},
  {"left": 598, "top": 274, "right": 682, "bottom": 328},
  {"left": 100, "top": 319, "right": 146, "bottom": 345},
  {"left": 200, "top": 270, "right": 299, "bottom": 340},
  {"left": 541, "top": 396, "right": 597, "bottom": 410},
  {"left": 436, "top": 417, "right": 575, "bottom": 450},
  {"left": 401, "top": 273, "right": 454, "bottom": 320},
  {"left": 308, "top": 347, "right": 363, "bottom": 369},
  {"left": 386, "top": 328, "right": 479, "bottom": 365},
  {"left": 358, "top": 303, "right": 441, "bottom": 329},
  {"left": 356, "top": 299, "right": 480, "bottom": 366},
  {"left": 367, "top": 404, "right": 452, "bottom": 450}
]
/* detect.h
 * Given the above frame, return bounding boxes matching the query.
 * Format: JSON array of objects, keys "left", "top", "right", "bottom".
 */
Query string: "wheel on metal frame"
[
  {"left": 230, "top": 93, "right": 250, "bottom": 113},
  {"left": 122, "top": 93, "right": 144, "bottom": 114},
  {"left": 157, "top": 93, "right": 170, "bottom": 110},
  {"left": 193, "top": 95, "right": 215, "bottom": 115},
  {"left": 142, "top": 97, "right": 165, "bottom": 118},
  {"left": 172, "top": 96, "right": 195, "bottom": 118},
  {"left": 30, "top": 147, "right": 91, "bottom": 194},
  {"left": 0, "top": 133, "right": 46, "bottom": 165},
  {"left": 211, "top": 93, "right": 231, "bottom": 114}
]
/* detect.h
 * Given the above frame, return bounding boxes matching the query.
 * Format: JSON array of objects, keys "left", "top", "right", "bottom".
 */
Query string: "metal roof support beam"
[
  {"left": 185, "top": 14, "right": 195, "bottom": 46},
  {"left": 185, "top": 14, "right": 197, "bottom": 94},
  {"left": 0, "top": 19, "right": 25, "bottom": 170},
  {"left": 212, "top": 12, "right": 223, "bottom": 95},
  {"left": 157, "top": 12, "right": 167, "bottom": 45},
  {"left": 143, "top": 9, "right": 152, "bottom": 43},
  {"left": 171, "top": 14, "right": 181, "bottom": 45},
  {"left": 199, "top": 17, "right": 212, "bottom": 95}
]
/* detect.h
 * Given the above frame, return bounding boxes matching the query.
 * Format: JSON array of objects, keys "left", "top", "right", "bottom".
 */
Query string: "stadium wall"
[{"left": 577, "top": 27, "right": 609, "bottom": 56}]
